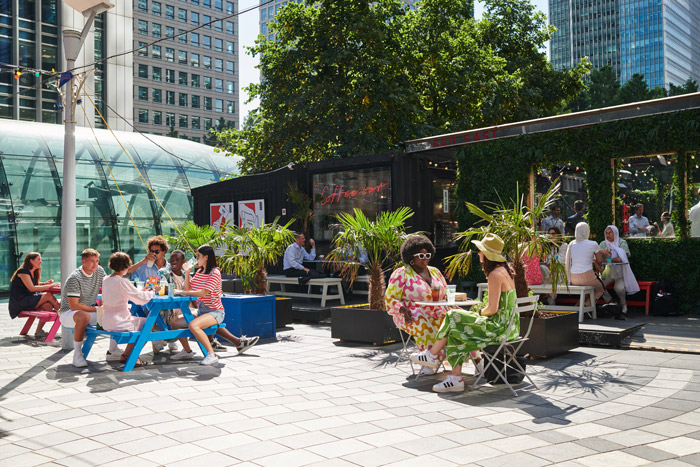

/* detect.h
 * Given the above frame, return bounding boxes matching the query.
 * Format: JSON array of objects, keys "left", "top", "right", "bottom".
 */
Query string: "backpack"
[
  {"left": 597, "top": 303, "right": 625, "bottom": 320},
  {"left": 651, "top": 279, "right": 679, "bottom": 316}
]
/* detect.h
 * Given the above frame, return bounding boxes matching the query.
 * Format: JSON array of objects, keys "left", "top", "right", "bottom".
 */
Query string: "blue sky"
[{"left": 237, "top": 0, "right": 550, "bottom": 126}]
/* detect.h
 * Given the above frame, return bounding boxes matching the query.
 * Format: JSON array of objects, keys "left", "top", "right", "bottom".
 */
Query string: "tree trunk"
[
  {"left": 368, "top": 265, "right": 386, "bottom": 311},
  {"left": 253, "top": 266, "right": 267, "bottom": 295},
  {"left": 512, "top": 261, "right": 529, "bottom": 298}
]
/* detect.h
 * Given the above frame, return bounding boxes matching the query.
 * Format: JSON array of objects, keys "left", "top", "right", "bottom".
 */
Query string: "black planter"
[
  {"left": 331, "top": 305, "right": 402, "bottom": 345},
  {"left": 275, "top": 297, "right": 293, "bottom": 328},
  {"left": 519, "top": 311, "right": 579, "bottom": 358}
]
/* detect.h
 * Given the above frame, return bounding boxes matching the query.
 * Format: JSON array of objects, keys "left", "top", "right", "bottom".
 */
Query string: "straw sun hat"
[{"left": 471, "top": 233, "right": 507, "bottom": 262}]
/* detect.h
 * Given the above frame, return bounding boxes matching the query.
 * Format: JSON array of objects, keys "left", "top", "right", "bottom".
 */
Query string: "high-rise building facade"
[
  {"left": 132, "top": 0, "right": 239, "bottom": 142},
  {"left": 550, "top": 0, "right": 700, "bottom": 88},
  {"left": 0, "top": 0, "right": 133, "bottom": 130}
]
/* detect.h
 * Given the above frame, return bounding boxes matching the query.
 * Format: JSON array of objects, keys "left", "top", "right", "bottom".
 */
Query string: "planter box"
[
  {"left": 221, "top": 294, "right": 276, "bottom": 339},
  {"left": 519, "top": 311, "right": 579, "bottom": 358},
  {"left": 331, "top": 304, "right": 401, "bottom": 345},
  {"left": 275, "top": 297, "right": 293, "bottom": 328}
]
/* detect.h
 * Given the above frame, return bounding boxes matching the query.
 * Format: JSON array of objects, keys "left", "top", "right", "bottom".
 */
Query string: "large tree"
[{"left": 588, "top": 65, "right": 619, "bottom": 109}]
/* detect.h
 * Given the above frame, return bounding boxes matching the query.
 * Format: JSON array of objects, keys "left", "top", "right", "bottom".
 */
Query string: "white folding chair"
[
  {"left": 471, "top": 295, "right": 539, "bottom": 396},
  {"left": 395, "top": 320, "right": 445, "bottom": 380}
]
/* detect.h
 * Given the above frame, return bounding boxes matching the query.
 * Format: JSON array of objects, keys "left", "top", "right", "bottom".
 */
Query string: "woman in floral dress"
[{"left": 410, "top": 233, "right": 519, "bottom": 392}]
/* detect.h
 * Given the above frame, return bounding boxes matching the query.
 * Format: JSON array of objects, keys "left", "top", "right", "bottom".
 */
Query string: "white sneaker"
[
  {"left": 433, "top": 375, "right": 465, "bottom": 393},
  {"left": 168, "top": 341, "right": 179, "bottom": 352},
  {"left": 170, "top": 349, "right": 195, "bottom": 360},
  {"left": 622, "top": 304, "right": 628, "bottom": 314},
  {"left": 409, "top": 349, "right": 441, "bottom": 369},
  {"left": 419, "top": 366, "right": 437, "bottom": 375},
  {"left": 72, "top": 353, "right": 88, "bottom": 368},
  {"left": 106, "top": 350, "right": 123, "bottom": 361},
  {"left": 200, "top": 352, "right": 219, "bottom": 365}
]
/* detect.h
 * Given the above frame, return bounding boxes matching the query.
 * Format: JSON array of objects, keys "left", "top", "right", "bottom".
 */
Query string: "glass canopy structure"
[{"left": 0, "top": 120, "right": 240, "bottom": 292}]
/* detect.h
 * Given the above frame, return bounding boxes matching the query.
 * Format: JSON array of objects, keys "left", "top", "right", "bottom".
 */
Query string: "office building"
[
  {"left": 0, "top": 0, "right": 133, "bottom": 130},
  {"left": 550, "top": 0, "right": 700, "bottom": 88},
  {"left": 132, "top": 0, "right": 239, "bottom": 142}
]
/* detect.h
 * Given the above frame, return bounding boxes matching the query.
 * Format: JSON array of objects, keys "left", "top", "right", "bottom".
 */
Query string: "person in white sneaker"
[
  {"left": 410, "top": 234, "right": 518, "bottom": 393},
  {"left": 58, "top": 249, "right": 110, "bottom": 368}
]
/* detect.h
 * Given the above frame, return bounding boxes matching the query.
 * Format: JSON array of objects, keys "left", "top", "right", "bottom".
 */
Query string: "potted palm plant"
[
  {"left": 325, "top": 207, "right": 413, "bottom": 345},
  {"left": 446, "top": 181, "right": 578, "bottom": 358}
]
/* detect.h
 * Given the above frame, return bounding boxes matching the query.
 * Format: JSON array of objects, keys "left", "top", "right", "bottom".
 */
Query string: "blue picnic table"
[{"left": 82, "top": 295, "right": 226, "bottom": 371}]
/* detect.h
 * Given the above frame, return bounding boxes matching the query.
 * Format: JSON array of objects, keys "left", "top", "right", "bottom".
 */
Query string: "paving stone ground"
[{"left": 2, "top": 301, "right": 700, "bottom": 467}]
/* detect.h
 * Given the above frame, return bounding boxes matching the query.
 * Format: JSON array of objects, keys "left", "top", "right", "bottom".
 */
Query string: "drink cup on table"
[
  {"left": 431, "top": 285, "right": 440, "bottom": 301},
  {"left": 446, "top": 285, "right": 457, "bottom": 304}
]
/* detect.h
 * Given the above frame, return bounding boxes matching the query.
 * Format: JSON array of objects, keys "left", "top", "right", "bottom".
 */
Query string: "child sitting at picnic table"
[{"left": 101, "top": 252, "right": 158, "bottom": 366}]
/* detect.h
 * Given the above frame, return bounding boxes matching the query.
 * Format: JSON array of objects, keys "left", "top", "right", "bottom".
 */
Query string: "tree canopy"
[{"left": 220, "top": 0, "right": 589, "bottom": 174}]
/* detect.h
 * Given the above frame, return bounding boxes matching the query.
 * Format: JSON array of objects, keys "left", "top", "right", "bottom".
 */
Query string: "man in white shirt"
[
  {"left": 628, "top": 203, "right": 650, "bottom": 237},
  {"left": 541, "top": 205, "right": 564, "bottom": 233},
  {"left": 689, "top": 189, "right": 700, "bottom": 237},
  {"left": 283, "top": 233, "right": 320, "bottom": 285}
]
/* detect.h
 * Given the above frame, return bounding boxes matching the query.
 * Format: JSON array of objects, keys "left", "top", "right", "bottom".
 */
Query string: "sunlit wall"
[{"left": 0, "top": 120, "right": 240, "bottom": 291}]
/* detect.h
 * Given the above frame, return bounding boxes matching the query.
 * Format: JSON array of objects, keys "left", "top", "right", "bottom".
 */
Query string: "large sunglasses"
[
  {"left": 150, "top": 249, "right": 161, "bottom": 255},
  {"left": 413, "top": 252, "right": 432, "bottom": 260}
]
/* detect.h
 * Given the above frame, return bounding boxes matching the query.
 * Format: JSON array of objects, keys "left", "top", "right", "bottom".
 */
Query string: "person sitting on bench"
[
  {"left": 283, "top": 233, "right": 322, "bottom": 285},
  {"left": 9, "top": 252, "right": 60, "bottom": 337}
]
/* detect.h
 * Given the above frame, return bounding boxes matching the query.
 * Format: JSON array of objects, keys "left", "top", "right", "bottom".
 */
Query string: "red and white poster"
[
  {"left": 210, "top": 202, "right": 234, "bottom": 230},
  {"left": 238, "top": 199, "right": 265, "bottom": 228}
]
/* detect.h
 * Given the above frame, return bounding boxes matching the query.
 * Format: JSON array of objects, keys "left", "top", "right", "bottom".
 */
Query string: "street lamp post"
[{"left": 60, "top": 0, "right": 114, "bottom": 349}]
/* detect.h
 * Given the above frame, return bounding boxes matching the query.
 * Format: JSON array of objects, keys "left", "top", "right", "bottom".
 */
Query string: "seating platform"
[
  {"left": 266, "top": 275, "right": 345, "bottom": 307},
  {"left": 477, "top": 283, "right": 596, "bottom": 322},
  {"left": 556, "top": 280, "right": 657, "bottom": 315},
  {"left": 18, "top": 310, "right": 61, "bottom": 342}
]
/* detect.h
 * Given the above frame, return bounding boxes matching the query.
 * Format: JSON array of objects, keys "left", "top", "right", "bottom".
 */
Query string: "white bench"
[
  {"left": 266, "top": 275, "right": 346, "bottom": 307},
  {"left": 352, "top": 275, "right": 370, "bottom": 296},
  {"left": 477, "top": 282, "right": 596, "bottom": 323}
]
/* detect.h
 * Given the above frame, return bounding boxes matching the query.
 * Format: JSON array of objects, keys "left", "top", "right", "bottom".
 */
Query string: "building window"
[
  {"left": 261, "top": 23, "right": 267, "bottom": 35},
  {"left": 153, "top": 110, "right": 162, "bottom": 125},
  {"left": 179, "top": 115, "right": 188, "bottom": 128},
  {"left": 215, "top": 59, "right": 223, "bottom": 72},
  {"left": 166, "top": 26, "right": 175, "bottom": 40},
  {"left": 203, "top": 35, "right": 211, "bottom": 49},
  {"left": 191, "top": 0, "right": 199, "bottom": 5},
  {"left": 137, "top": 41, "right": 148, "bottom": 56},
  {"left": 165, "top": 4, "right": 175, "bottom": 19},
  {"left": 215, "top": 78, "right": 223, "bottom": 92},
  {"left": 152, "top": 88, "right": 162, "bottom": 103},
  {"left": 138, "top": 0, "right": 148, "bottom": 12},
  {"left": 191, "top": 74, "right": 200, "bottom": 87},
  {"left": 214, "top": 0, "right": 222, "bottom": 11},
  {"left": 203, "top": 56, "right": 212, "bottom": 70},
  {"left": 203, "top": 0, "right": 211, "bottom": 8},
  {"left": 226, "top": 61, "right": 234, "bottom": 74},
  {"left": 226, "top": 21, "right": 234, "bottom": 35},
  {"left": 152, "top": 45, "right": 162, "bottom": 59},
  {"left": 152, "top": 1, "right": 161, "bottom": 15},
  {"left": 192, "top": 116, "right": 200, "bottom": 129},
  {"left": 191, "top": 95, "right": 200, "bottom": 108},
  {"left": 226, "top": 81, "right": 234, "bottom": 94},
  {"left": 204, "top": 96, "right": 212, "bottom": 110},
  {"left": 203, "top": 76, "right": 212, "bottom": 90},
  {"left": 203, "top": 15, "right": 211, "bottom": 28},
  {"left": 178, "top": 29, "right": 187, "bottom": 43},
  {"left": 178, "top": 8, "right": 187, "bottom": 22},
  {"left": 138, "top": 20, "right": 148, "bottom": 35},
  {"left": 191, "top": 32, "right": 200, "bottom": 47},
  {"left": 166, "top": 69, "right": 175, "bottom": 83},
  {"left": 214, "top": 20, "right": 223, "bottom": 32},
  {"left": 178, "top": 50, "right": 187, "bottom": 64},
  {"left": 215, "top": 99, "right": 223, "bottom": 113},
  {"left": 152, "top": 23, "right": 161, "bottom": 38},
  {"left": 227, "top": 100, "right": 234, "bottom": 114},
  {"left": 179, "top": 71, "right": 187, "bottom": 85},
  {"left": 138, "top": 64, "right": 149, "bottom": 79},
  {"left": 226, "top": 41, "right": 234, "bottom": 54},
  {"left": 204, "top": 118, "right": 212, "bottom": 130},
  {"left": 179, "top": 92, "right": 187, "bottom": 106},
  {"left": 165, "top": 47, "right": 174, "bottom": 62},
  {"left": 226, "top": 1, "right": 233, "bottom": 14},
  {"left": 138, "top": 109, "right": 149, "bottom": 123},
  {"left": 166, "top": 112, "right": 175, "bottom": 127},
  {"left": 152, "top": 67, "right": 162, "bottom": 81},
  {"left": 166, "top": 90, "right": 175, "bottom": 105},
  {"left": 215, "top": 38, "right": 223, "bottom": 52},
  {"left": 138, "top": 86, "right": 149, "bottom": 101},
  {"left": 191, "top": 53, "right": 200, "bottom": 67},
  {"left": 191, "top": 12, "right": 199, "bottom": 25}
]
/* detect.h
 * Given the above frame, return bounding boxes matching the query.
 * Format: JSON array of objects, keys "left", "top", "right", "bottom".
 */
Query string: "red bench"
[
  {"left": 18, "top": 310, "right": 61, "bottom": 342},
  {"left": 556, "top": 280, "right": 656, "bottom": 315}
]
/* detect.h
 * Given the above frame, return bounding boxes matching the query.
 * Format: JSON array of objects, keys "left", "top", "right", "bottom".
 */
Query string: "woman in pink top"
[{"left": 102, "top": 252, "right": 156, "bottom": 366}]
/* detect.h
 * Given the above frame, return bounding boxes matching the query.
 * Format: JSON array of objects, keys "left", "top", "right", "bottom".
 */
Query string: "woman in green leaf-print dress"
[{"left": 410, "top": 233, "right": 519, "bottom": 393}]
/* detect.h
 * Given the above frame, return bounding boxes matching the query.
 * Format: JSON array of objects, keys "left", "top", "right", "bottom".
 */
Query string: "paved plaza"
[{"left": 2, "top": 301, "right": 700, "bottom": 467}]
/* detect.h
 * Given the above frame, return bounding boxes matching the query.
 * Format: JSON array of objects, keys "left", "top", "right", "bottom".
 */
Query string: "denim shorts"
[{"left": 197, "top": 302, "right": 225, "bottom": 324}]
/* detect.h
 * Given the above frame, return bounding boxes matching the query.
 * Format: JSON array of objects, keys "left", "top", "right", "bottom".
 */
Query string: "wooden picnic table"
[{"left": 82, "top": 295, "right": 224, "bottom": 371}]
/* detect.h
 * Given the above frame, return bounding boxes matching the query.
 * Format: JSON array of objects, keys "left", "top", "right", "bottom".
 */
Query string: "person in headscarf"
[
  {"left": 599, "top": 225, "right": 640, "bottom": 314},
  {"left": 565, "top": 223, "right": 609, "bottom": 306}
]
